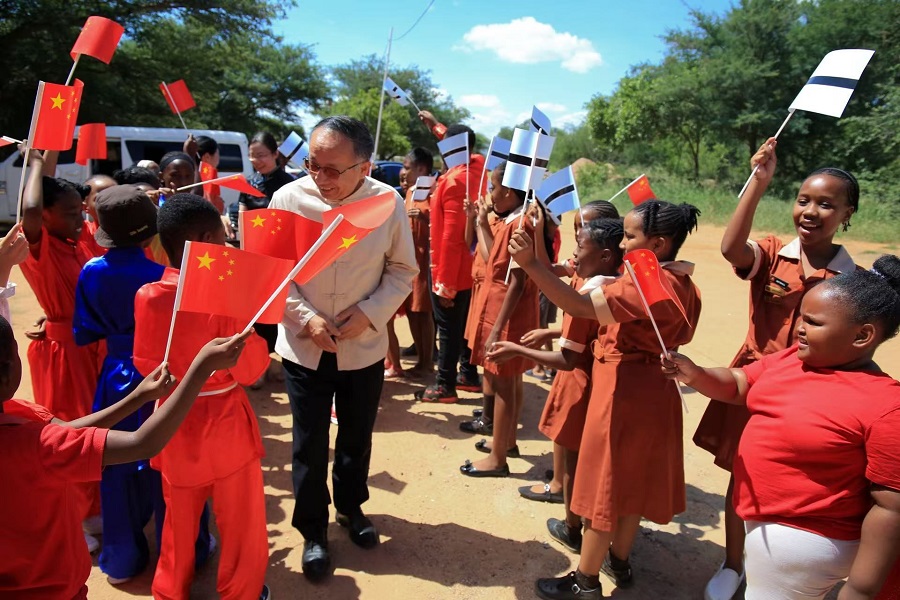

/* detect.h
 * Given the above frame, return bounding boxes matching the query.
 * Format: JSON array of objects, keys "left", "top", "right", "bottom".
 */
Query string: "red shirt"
[
  {"left": 736, "top": 347, "right": 900, "bottom": 540},
  {"left": 430, "top": 154, "right": 486, "bottom": 298},
  {"left": 133, "top": 268, "right": 269, "bottom": 487},
  {"left": 0, "top": 400, "right": 107, "bottom": 599}
]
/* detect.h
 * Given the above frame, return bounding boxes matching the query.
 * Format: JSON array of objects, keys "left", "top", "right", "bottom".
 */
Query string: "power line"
[{"left": 395, "top": 0, "right": 436, "bottom": 41}]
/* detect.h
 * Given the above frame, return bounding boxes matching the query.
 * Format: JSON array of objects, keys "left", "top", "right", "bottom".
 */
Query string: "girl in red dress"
[
  {"left": 693, "top": 138, "right": 861, "bottom": 600},
  {"left": 666, "top": 254, "right": 900, "bottom": 600},
  {"left": 511, "top": 200, "right": 702, "bottom": 598}
]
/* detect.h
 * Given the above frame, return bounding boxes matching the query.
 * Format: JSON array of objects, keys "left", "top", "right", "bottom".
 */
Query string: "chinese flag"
[
  {"left": 70, "top": 16, "right": 124, "bottom": 64},
  {"left": 160, "top": 80, "right": 196, "bottom": 114},
  {"left": 75, "top": 123, "right": 106, "bottom": 165},
  {"left": 293, "top": 191, "right": 397, "bottom": 284},
  {"left": 0, "top": 137, "right": 17, "bottom": 148},
  {"left": 178, "top": 241, "right": 295, "bottom": 324},
  {"left": 623, "top": 249, "right": 688, "bottom": 324},
  {"left": 31, "top": 80, "right": 84, "bottom": 151},
  {"left": 241, "top": 208, "right": 322, "bottom": 262},
  {"left": 626, "top": 174, "right": 656, "bottom": 206},
  {"left": 217, "top": 174, "right": 265, "bottom": 197}
]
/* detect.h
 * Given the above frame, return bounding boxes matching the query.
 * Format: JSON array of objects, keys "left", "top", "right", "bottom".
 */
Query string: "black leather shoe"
[
  {"left": 336, "top": 512, "right": 379, "bottom": 549},
  {"left": 547, "top": 518, "right": 582, "bottom": 553},
  {"left": 600, "top": 550, "right": 634, "bottom": 588},
  {"left": 535, "top": 572, "right": 602, "bottom": 600},
  {"left": 459, "top": 417, "right": 492, "bottom": 434},
  {"left": 301, "top": 539, "right": 331, "bottom": 582}
]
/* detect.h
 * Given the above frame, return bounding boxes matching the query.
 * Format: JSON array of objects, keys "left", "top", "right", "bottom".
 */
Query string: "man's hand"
[
  {"left": 305, "top": 314, "right": 340, "bottom": 352},
  {"left": 417, "top": 110, "right": 438, "bottom": 129},
  {"left": 133, "top": 363, "right": 177, "bottom": 402},
  {"left": 508, "top": 230, "right": 537, "bottom": 267},
  {"left": 335, "top": 305, "right": 373, "bottom": 340}
]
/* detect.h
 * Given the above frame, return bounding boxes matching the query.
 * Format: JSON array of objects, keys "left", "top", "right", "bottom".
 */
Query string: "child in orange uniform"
[
  {"left": 0, "top": 313, "right": 251, "bottom": 599},
  {"left": 692, "top": 138, "right": 861, "bottom": 600},
  {"left": 488, "top": 217, "right": 623, "bottom": 554},
  {"left": 512, "top": 199, "right": 702, "bottom": 598},
  {"left": 666, "top": 255, "right": 900, "bottom": 599},
  {"left": 459, "top": 162, "right": 541, "bottom": 477},
  {"left": 133, "top": 194, "right": 271, "bottom": 600}
]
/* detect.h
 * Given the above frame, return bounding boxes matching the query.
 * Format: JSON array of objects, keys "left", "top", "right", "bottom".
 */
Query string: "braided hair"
[
  {"left": 825, "top": 255, "right": 900, "bottom": 340},
  {"left": 41, "top": 176, "right": 89, "bottom": 208},
  {"left": 584, "top": 217, "right": 624, "bottom": 264},
  {"left": 631, "top": 200, "right": 701, "bottom": 260},
  {"left": 581, "top": 200, "right": 619, "bottom": 220},
  {"left": 805, "top": 168, "right": 860, "bottom": 211}
]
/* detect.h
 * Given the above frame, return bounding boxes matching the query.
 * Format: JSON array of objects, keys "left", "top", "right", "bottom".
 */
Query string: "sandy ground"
[{"left": 8, "top": 221, "right": 899, "bottom": 600}]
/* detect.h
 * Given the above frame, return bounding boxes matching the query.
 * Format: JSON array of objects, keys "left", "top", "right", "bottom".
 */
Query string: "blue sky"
[{"left": 276, "top": 0, "right": 736, "bottom": 136}]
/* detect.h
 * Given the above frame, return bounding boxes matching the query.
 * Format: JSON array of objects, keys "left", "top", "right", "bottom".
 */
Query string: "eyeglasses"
[{"left": 304, "top": 157, "right": 366, "bottom": 179}]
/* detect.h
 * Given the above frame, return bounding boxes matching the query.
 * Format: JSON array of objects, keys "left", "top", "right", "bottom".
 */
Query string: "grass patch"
[{"left": 577, "top": 165, "right": 900, "bottom": 245}]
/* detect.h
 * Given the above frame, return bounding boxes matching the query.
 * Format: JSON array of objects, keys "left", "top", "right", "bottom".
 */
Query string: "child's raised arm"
[
  {"left": 661, "top": 352, "right": 749, "bottom": 405},
  {"left": 721, "top": 137, "right": 778, "bottom": 271},
  {"left": 101, "top": 331, "right": 251, "bottom": 466},
  {"left": 21, "top": 149, "right": 45, "bottom": 244},
  {"left": 839, "top": 485, "right": 900, "bottom": 600}
]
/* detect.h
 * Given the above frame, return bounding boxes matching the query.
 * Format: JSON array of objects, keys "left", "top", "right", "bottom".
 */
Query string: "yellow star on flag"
[
  {"left": 222, "top": 250, "right": 229, "bottom": 257},
  {"left": 339, "top": 235, "right": 358, "bottom": 249},
  {"left": 251, "top": 216, "right": 266, "bottom": 228},
  {"left": 196, "top": 252, "right": 215, "bottom": 270},
  {"left": 218, "top": 275, "right": 225, "bottom": 281},
  {"left": 227, "top": 269, "right": 233, "bottom": 276},
  {"left": 50, "top": 94, "right": 65, "bottom": 110}
]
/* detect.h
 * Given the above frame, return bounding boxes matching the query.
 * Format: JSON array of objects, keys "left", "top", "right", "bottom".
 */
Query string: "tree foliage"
[{"left": 0, "top": 1, "right": 328, "bottom": 141}]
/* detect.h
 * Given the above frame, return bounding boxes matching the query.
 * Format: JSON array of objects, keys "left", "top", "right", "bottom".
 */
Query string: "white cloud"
[
  {"left": 536, "top": 102, "right": 567, "bottom": 113},
  {"left": 459, "top": 94, "right": 502, "bottom": 109},
  {"left": 555, "top": 110, "right": 588, "bottom": 128},
  {"left": 458, "top": 94, "right": 514, "bottom": 136},
  {"left": 458, "top": 17, "right": 601, "bottom": 73}
]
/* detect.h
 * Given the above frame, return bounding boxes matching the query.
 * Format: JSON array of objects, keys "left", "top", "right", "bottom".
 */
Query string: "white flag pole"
[
  {"left": 175, "top": 174, "right": 240, "bottom": 191},
  {"left": 623, "top": 259, "right": 688, "bottom": 412},
  {"left": 477, "top": 137, "right": 494, "bottom": 203},
  {"left": 608, "top": 173, "right": 645, "bottom": 203},
  {"left": 736, "top": 110, "right": 795, "bottom": 199},
  {"left": 161, "top": 81, "right": 190, "bottom": 132},
  {"left": 162, "top": 242, "right": 191, "bottom": 365},
  {"left": 370, "top": 27, "right": 393, "bottom": 173},
  {"left": 1, "top": 136, "right": 25, "bottom": 146},
  {"left": 406, "top": 95, "right": 422, "bottom": 114},
  {"left": 241, "top": 215, "right": 345, "bottom": 334},
  {"left": 464, "top": 136, "right": 470, "bottom": 209},
  {"left": 16, "top": 82, "right": 45, "bottom": 224},
  {"left": 505, "top": 133, "right": 540, "bottom": 284},
  {"left": 65, "top": 54, "right": 81, "bottom": 86}
]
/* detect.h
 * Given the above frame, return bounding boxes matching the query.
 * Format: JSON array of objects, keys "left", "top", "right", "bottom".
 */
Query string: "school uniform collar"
[
  {"left": 778, "top": 237, "right": 855, "bottom": 274},
  {"left": 578, "top": 274, "right": 619, "bottom": 294},
  {"left": 660, "top": 260, "right": 695, "bottom": 276},
  {"left": 504, "top": 204, "right": 525, "bottom": 224}
]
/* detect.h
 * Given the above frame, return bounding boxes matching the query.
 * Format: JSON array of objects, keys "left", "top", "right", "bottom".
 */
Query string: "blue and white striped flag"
[
  {"left": 485, "top": 136, "right": 511, "bottom": 171},
  {"left": 539, "top": 166, "right": 580, "bottom": 220},
  {"left": 529, "top": 105, "right": 551, "bottom": 135},
  {"left": 437, "top": 131, "right": 469, "bottom": 169},
  {"left": 384, "top": 77, "right": 411, "bottom": 107},
  {"left": 789, "top": 49, "right": 875, "bottom": 118},
  {"left": 502, "top": 128, "right": 555, "bottom": 192},
  {"left": 278, "top": 131, "right": 309, "bottom": 164},
  {"left": 412, "top": 176, "right": 435, "bottom": 201}
]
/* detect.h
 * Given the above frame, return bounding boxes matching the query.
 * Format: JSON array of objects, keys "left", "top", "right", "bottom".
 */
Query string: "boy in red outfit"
[{"left": 132, "top": 194, "right": 271, "bottom": 600}]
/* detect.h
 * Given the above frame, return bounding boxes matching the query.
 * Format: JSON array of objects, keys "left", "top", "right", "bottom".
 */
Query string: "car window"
[
  {"left": 125, "top": 140, "right": 186, "bottom": 165},
  {"left": 218, "top": 144, "right": 244, "bottom": 172}
]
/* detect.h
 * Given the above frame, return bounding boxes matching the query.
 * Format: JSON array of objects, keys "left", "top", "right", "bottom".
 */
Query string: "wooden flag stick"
[
  {"left": 161, "top": 81, "right": 190, "bottom": 132},
  {"left": 608, "top": 173, "right": 645, "bottom": 203},
  {"left": 162, "top": 243, "right": 191, "bottom": 365},
  {"left": 737, "top": 110, "right": 795, "bottom": 199},
  {"left": 65, "top": 54, "right": 81, "bottom": 86},
  {"left": 16, "top": 82, "right": 45, "bottom": 224},
  {"left": 623, "top": 259, "right": 688, "bottom": 413},
  {"left": 241, "top": 215, "right": 345, "bottom": 334},
  {"left": 371, "top": 27, "right": 394, "bottom": 172}
]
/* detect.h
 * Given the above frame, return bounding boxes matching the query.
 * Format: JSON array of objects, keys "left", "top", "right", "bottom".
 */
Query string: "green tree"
[
  {"left": 329, "top": 88, "right": 411, "bottom": 159},
  {"left": 0, "top": 1, "right": 328, "bottom": 141}
]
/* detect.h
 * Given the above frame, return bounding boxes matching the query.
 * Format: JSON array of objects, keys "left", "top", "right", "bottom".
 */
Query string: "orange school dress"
[
  {"left": 538, "top": 276, "right": 613, "bottom": 452},
  {"left": 571, "top": 262, "right": 701, "bottom": 530},
  {"left": 465, "top": 214, "right": 502, "bottom": 345},
  {"left": 693, "top": 236, "right": 856, "bottom": 471},
  {"left": 404, "top": 187, "right": 432, "bottom": 314},
  {"left": 468, "top": 209, "right": 540, "bottom": 377}
]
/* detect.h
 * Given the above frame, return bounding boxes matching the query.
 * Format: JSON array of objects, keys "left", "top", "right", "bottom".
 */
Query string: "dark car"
[{"left": 371, "top": 160, "right": 404, "bottom": 194}]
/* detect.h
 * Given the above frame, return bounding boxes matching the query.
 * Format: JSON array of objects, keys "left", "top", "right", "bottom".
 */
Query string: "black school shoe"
[
  {"left": 535, "top": 572, "right": 602, "bottom": 600},
  {"left": 600, "top": 550, "right": 634, "bottom": 588},
  {"left": 547, "top": 518, "right": 582, "bottom": 553},
  {"left": 336, "top": 512, "right": 380, "bottom": 549},
  {"left": 459, "top": 417, "right": 492, "bottom": 434},
  {"left": 301, "top": 538, "right": 331, "bottom": 582}
]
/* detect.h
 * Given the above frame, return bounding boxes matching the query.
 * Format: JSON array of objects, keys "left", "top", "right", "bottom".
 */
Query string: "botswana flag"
[
  {"left": 437, "top": 131, "right": 469, "bottom": 169},
  {"left": 501, "top": 128, "right": 555, "bottom": 193},
  {"left": 529, "top": 105, "right": 552, "bottom": 135},
  {"left": 485, "top": 136, "right": 511, "bottom": 171},
  {"left": 278, "top": 131, "right": 309, "bottom": 164},
  {"left": 384, "top": 77, "right": 411, "bottom": 107},
  {"left": 412, "top": 176, "right": 435, "bottom": 201},
  {"left": 539, "top": 166, "right": 580, "bottom": 220},
  {"left": 789, "top": 49, "right": 875, "bottom": 118}
]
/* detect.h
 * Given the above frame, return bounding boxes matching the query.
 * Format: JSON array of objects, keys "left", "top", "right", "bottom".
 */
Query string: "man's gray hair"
[{"left": 312, "top": 116, "right": 375, "bottom": 160}]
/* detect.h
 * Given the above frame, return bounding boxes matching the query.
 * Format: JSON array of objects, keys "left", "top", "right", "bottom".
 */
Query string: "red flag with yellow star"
[
  {"left": 31, "top": 80, "right": 84, "bottom": 151},
  {"left": 177, "top": 241, "right": 295, "bottom": 323},
  {"left": 626, "top": 174, "right": 656, "bottom": 206},
  {"left": 241, "top": 208, "right": 322, "bottom": 262},
  {"left": 70, "top": 16, "right": 124, "bottom": 64},
  {"left": 623, "top": 249, "right": 688, "bottom": 324},
  {"left": 292, "top": 191, "right": 397, "bottom": 284}
]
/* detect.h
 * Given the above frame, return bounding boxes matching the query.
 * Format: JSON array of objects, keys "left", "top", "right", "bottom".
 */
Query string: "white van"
[{"left": 0, "top": 126, "right": 252, "bottom": 225}]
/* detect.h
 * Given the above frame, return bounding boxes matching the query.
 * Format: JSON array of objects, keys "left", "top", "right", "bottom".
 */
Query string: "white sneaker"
[
  {"left": 82, "top": 515, "right": 102, "bottom": 536},
  {"left": 704, "top": 562, "right": 744, "bottom": 600},
  {"left": 84, "top": 532, "right": 99, "bottom": 554}
]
